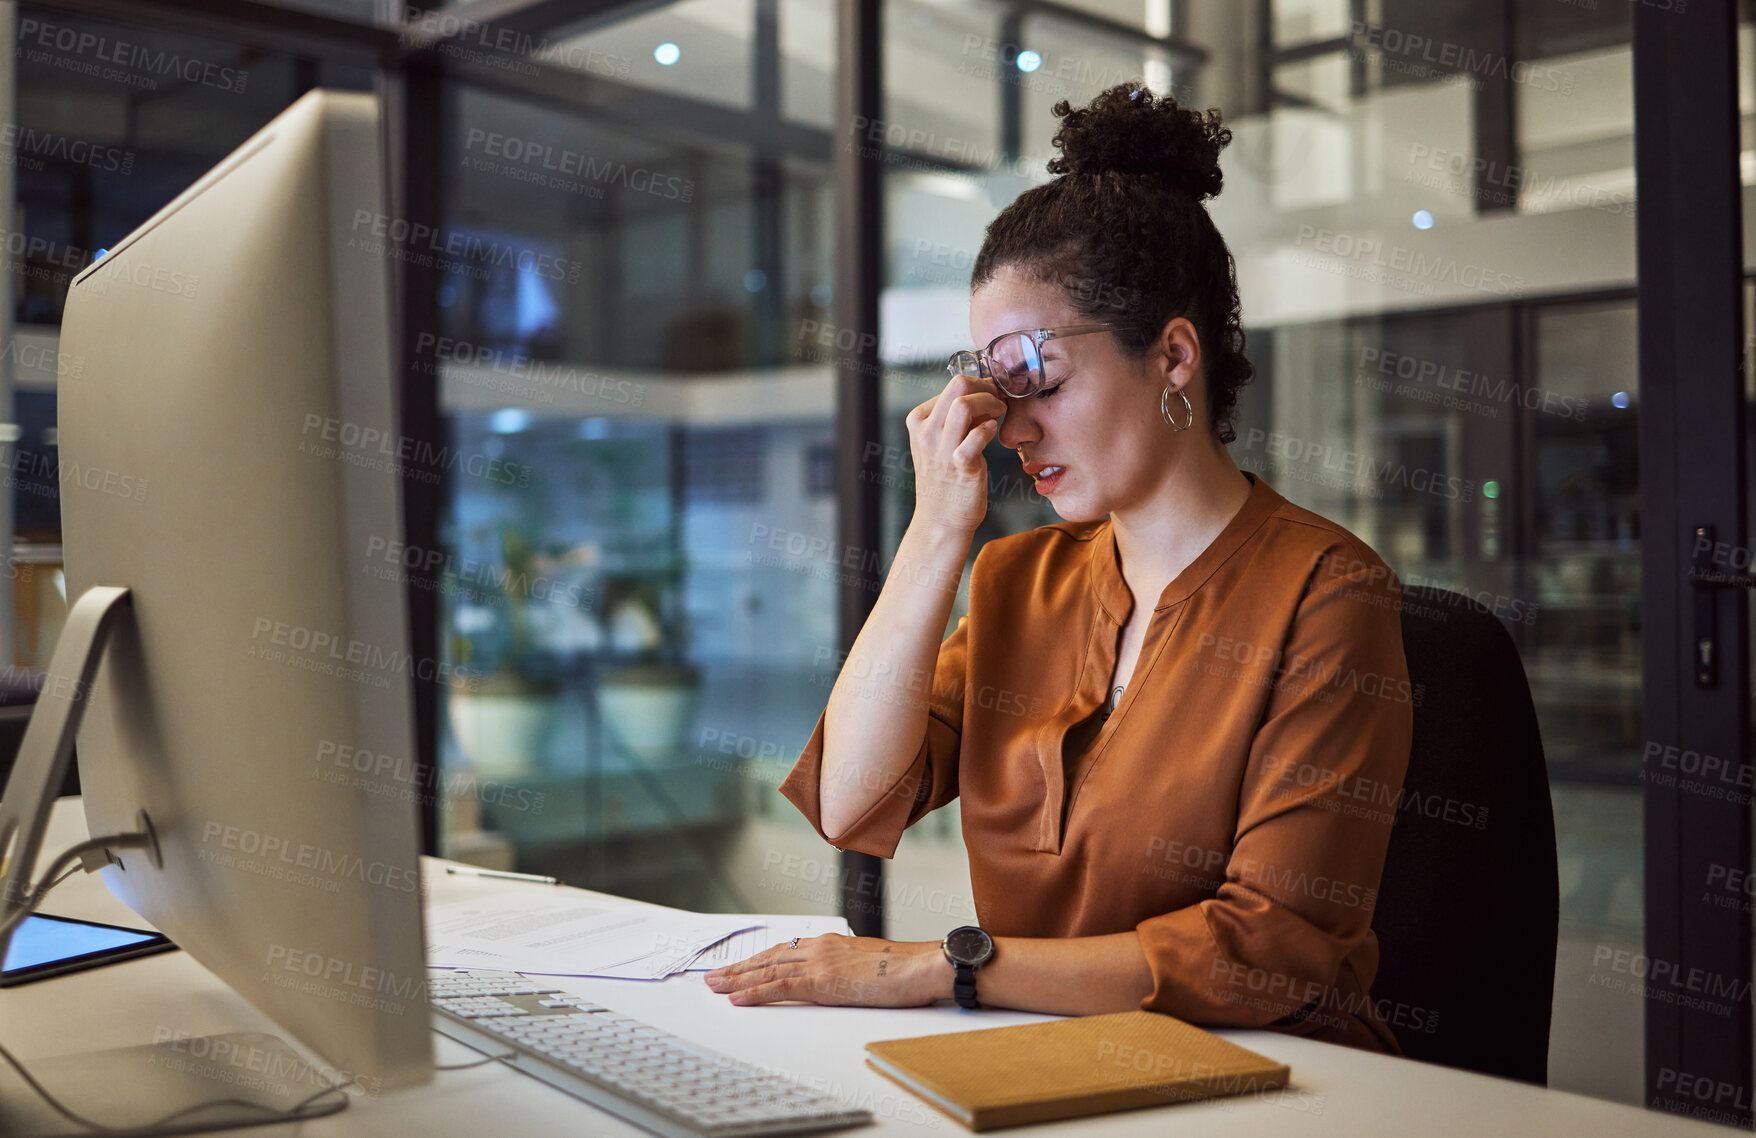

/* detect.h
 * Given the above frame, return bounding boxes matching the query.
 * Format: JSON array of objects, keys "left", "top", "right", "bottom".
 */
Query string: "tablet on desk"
[{"left": 1, "top": 913, "right": 176, "bottom": 987}]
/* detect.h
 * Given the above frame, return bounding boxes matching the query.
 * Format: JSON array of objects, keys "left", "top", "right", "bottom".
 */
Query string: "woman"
[{"left": 706, "top": 84, "right": 1412, "bottom": 1054}]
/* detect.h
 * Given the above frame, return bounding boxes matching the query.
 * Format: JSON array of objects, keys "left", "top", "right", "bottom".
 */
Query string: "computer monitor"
[{"left": 0, "top": 87, "right": 433, "bottom": 1108}]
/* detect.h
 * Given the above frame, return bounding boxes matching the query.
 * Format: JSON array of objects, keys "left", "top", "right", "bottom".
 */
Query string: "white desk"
[{"left": 0, "top": 799, "right": 1721, "bottom": 1137}]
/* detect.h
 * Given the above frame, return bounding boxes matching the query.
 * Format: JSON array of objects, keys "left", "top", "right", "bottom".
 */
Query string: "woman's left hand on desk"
[{"left": 704, "top": 935, "right": 949, "bottom": 1007}]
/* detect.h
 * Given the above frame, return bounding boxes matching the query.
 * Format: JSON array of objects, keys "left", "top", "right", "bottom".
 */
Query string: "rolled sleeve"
[
  {"left": 777, "top": 615, "right": 968, "bottom": 859},
  {"left": 1134, "top": 552, "right": 1413, "bottom": 1044}
]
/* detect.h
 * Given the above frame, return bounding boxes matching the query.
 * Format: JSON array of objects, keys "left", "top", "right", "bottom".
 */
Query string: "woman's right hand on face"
[{"left": 904, "top": 374, "right": 1009, "bottom": 536}]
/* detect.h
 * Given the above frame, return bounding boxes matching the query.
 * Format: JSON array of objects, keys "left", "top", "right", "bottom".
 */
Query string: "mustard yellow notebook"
[{"left": 864, "top": 1011, "right": 1291, "bottom": 1131}]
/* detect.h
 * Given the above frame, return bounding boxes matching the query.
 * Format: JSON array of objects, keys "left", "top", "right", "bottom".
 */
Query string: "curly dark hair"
[{"left": 971, "top": 83, "right": 1253, "bottom": 444}]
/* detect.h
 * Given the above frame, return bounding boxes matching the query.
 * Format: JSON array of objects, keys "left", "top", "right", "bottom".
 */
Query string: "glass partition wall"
[
  {"left": 2, "top": 6, "right": 378, "bottom": 676},
  {"left": 427, "top": 5, "right": 842, "bottom": 917},
  {"left": 873, "top": 0, "right": 1645, "bottom": 1105}
]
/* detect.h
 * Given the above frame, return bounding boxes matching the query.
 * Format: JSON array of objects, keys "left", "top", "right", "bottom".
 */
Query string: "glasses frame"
[{"left": 947, "top": 323, "right": 1131, "bottom": 399}]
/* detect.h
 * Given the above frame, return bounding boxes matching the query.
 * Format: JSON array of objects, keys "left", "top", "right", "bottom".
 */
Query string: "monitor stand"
[
  {"left": 0, "top": 585, "right": 141, "bottom": 940},
  {"left": 0, "top": 587, "right": 351, "bottom": 1135},
  {"left": 0, "top": 1032, "right": 349, "bottom": 1136}
]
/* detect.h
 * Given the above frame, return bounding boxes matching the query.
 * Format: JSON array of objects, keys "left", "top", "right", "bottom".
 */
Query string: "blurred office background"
[{"left": 0, "top": 0, "right": 1748, "bottom": 1109}]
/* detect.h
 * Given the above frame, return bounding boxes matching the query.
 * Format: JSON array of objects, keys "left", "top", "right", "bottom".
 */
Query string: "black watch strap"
[{"left": 953, "top": 962, "right": 980, "bottom": 1009}]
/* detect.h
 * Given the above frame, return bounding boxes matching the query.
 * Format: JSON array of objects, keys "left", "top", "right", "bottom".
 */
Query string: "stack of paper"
[
  {"left": 677, "top": 917, "right": 852, "bottom": 972},
  {"left": 425, "top": 890, "right": 852, "bottom": 981}
]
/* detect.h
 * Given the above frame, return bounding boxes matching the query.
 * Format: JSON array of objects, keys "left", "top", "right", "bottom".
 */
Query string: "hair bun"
[{"left": 1046, "top": 83, "right": 1230, "bottom": 201}]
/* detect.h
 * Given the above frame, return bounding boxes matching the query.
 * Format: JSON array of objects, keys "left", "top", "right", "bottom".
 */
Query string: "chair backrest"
[
  {"left": 0, "top": 671, "right": 77, "bottom": 800},
  {"left": 1372, "top": 586, "right": 1558, "bottom": 1084}
]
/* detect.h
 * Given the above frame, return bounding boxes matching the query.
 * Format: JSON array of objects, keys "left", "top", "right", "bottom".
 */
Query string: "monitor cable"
[
  {"left": 0, "top": 832, "right": 155, "bottom": 945},
  {"left": 0, "top": 834, "right": 352, "bottom": 1137}
]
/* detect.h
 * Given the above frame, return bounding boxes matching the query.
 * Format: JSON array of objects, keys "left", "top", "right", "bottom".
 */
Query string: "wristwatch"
[{"left": 941, "top": 925, "right": 994, "bottom": 1009}]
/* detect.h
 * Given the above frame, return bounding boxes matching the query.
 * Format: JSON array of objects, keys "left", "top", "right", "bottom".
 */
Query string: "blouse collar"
[{"left": 1088, "top": 471, "right": 1284, "bottom": 624}]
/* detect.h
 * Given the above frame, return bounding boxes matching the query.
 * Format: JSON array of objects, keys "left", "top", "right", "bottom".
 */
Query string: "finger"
[
  {"left": 940, "top": 394, "right": 971, "bottom": 435},
  {"left": 736, "top": 969, "right": 876, "bottom": 1006},
  {"left": 942, "top": 393, "right": 1007, "bottom": 440},
  {"left": 722, "top": 962, "right": 805, "bottom": 998},
  {"left": 721, "top": 958, "right": 799, "bottom": 990},
  {"left": 952, "top": 420, "right": 999, "bottom": 464},
  {"left": 724, "top": 947, "right": 774, "bottom": 973},
  {"left": 948, "top": 400, "right": 1004, "bottom": 449},
  {"left": 939, "top": 394, "right": 979, "bottom": 443},
  {"left": 730, "top": 967, "right": 859, "bottom": 1006},
  {"left": 925, "top": 375, "right": 983, "bottom": 426},
  {"left": 709, "top": 944, "right": 779, "bottom": 980},
  {"left": 953, "top": 373, "right": 1007, "bottom": 406},
  {"left": 727, "top": 978, "right": 801, "bottom": 1006},
  {"left": 963, "top": 390, "right": 1009, "bottom": 418},
  {"left": 743, "top": 942, "right": 807, "bottom": 969}
]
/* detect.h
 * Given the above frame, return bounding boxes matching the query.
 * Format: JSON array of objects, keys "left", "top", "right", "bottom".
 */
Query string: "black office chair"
[
  {"left": 1370, "top": 586, "right": 1558, "bottom": 1084},
  {"left": 0, "top": 669, "right": 78, "bottom": 799}
]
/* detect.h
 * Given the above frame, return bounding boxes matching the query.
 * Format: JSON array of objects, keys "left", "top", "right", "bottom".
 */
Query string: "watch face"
[{"left": 944, "top": 926, "right": 993, "bottom": 967}]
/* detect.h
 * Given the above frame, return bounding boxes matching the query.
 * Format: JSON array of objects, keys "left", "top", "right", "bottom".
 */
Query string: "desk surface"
[{"left": 0, "top": 799, "right": 1721, "bottom": 1137}]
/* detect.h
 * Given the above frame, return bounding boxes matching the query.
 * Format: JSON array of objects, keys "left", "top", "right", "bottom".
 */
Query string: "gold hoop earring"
[{"left": 1162, "top": 387, "right": 1195, "bottom": 432}]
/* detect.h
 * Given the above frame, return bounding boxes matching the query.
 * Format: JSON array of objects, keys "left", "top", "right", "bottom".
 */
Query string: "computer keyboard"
[{"left": 428, "top": 969, "right": 873, "bottom": 1138}]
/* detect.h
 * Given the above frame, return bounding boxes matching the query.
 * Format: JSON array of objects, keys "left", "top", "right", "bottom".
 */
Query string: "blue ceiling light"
[
  {"left": 490, "top": 408, "right": 531, "bottom": 434},
  {"left": 743, "top": 269, "right": 767, "bottom": 293},
  {"left": 1016, "top": 50, "right": 1042, "bottom": 73},
  {"left": 1412, "top": 209, "right": 1434, "bottom": 230},
  {"left": 654, "top": 42, "right": 681, "bottom": 66},
  {"left": 1611, "top": 391, "right": 1630, "bottom": 409}
]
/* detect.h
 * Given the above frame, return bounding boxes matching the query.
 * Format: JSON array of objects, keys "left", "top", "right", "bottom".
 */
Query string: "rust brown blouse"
[{"left": 778, "top": 472, "right": 1413, "bottom": 1052}]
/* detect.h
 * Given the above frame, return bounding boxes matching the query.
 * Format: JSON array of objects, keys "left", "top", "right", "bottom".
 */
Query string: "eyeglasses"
[{"left": 947, "top": 324, "right": 1129, "bottom": 399}]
